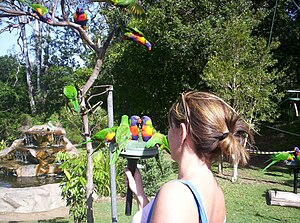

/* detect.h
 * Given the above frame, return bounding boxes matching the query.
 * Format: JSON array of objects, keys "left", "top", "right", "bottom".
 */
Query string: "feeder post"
[
  {"left": 125, "top": 158, "right": 137, "bottom": 216},
  {"left": 107, "top": 85, "right": 118, "bottom": 223}
]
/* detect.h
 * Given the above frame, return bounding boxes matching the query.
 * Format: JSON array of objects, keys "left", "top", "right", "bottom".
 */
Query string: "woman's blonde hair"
[{"left": 168, "top": 91, "right": 253, "bottom": 165}]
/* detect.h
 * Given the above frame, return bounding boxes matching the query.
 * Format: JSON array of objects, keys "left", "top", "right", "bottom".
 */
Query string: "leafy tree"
[
  {"left": 202, "top": 0, "right": 285, "bottom": 129},
  {"left": 0, "top": 55, "right": 30, "bottom": 141}
]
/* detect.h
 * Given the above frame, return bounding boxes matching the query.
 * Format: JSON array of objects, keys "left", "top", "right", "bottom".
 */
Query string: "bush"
[{"left": 138, "top": 151, "right": 177, "bottom": 196}]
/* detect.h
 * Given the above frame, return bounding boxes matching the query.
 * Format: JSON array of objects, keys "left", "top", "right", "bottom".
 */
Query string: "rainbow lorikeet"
[
  {"left": 20, "top": 0, "right": 52, "bottom": 23},
  {"left": 141, "top": 116, "right": 156, "bottom": 142},
  {"left": 262, "top": 152, "right": 294, "bottom": 171},
  {"left": 123, "top": 26, "right": 152, "bottom": 51},
  {"left": 74, "top": 5, "right": 88, "bottom": 30},
  {"left": 129, "top": 115, "right": 141, "bottom": 140},
  {"left": 63, "top": 85, "right": 80, "bottom": 113},
  {"left": 145, "top": 132, "right": 170, "bottom": 154},
  {"left": 90, "top": 0, "right": 144, "bottom": 16}
]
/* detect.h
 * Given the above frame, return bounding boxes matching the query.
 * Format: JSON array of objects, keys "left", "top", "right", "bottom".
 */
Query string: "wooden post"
[{"left": 266, "top": 190, "right": 300, "bottom": 208}]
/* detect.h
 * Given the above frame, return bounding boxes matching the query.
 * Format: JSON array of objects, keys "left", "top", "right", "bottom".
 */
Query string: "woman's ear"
[{"left": 179, "top": 123, "right": 187, "bottom": 144}]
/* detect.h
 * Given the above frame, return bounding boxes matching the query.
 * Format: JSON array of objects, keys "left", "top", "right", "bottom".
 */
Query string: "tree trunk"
[
  {"left": 44, "top": 25, "right": 51, "bottom": 75},
  {"left": 35, "top": 19, "right": 43, "bottom": 92},
  {"left": 19, "top": 16, "right": 36, "bottom": 114},
  {"left": 80, "top": 96, "right": 94, "bottom": 223}
]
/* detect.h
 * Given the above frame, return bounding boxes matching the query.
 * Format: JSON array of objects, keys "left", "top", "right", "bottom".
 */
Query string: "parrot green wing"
[
  {"left": 262, "top": 152, "right": 294, "bottom": 171},
  {"left": 92, "top": 126, "right": 118, "bottom": 141},
  {"left": 30, "top": 4, "right": 49, "bottom": 15},
  {"left": 145, "top": 132, "right": 170, "bottom": 154},
  {"left": 110, "top": 115, "right": 131, "bottom": 164},
  {"left": 20, "top": 0, "right": 49, "bottom": 15},
  {"left": 63, "top": 86, "right": 79, "bottom": 113}
]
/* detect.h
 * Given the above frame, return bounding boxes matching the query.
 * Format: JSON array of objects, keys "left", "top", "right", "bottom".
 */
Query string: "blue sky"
[{"left": 0, "top": 29, "right": 19, "bottom": 56}]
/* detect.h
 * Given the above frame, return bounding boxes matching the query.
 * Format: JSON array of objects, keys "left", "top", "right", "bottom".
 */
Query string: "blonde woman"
[{"left": 125, "top": 91, "right": 253, "bottom": 223}]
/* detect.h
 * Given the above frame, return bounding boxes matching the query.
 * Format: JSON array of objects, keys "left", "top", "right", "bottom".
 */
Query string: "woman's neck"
[{"left": 177, "top": 150, "right": 211, "bottom": 180}]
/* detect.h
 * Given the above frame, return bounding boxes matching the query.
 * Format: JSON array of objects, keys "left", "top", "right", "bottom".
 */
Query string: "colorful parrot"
[
  {"left": 145, "top": 132, "right": 171, "bottom": 154},
  {"left": 90, "top": 0, "right": 144, "bottom": 16},
  {"left": 90, "top": 126, "right": 118, "bottom": 143},
  {"left": 129, "top": 115, "right": 141, "bottom": 140},
  {"left": 111, "top": 115, "right": 131, "bottom": 164},
  {"left": 74, "top": 5, "right": 88, "bottom": 30},
  {"left": 141, "top": 115, "right": 156, "bottom": 142},
  {"left": 20, "top": 0, "right": 52, "bottom": 23},
  {"left": 63, "top": 85, "right": 80, "bottom": 113},
  {"left": 123, "top": 26, "right": 152, "bottom": 51},
  {"left": 262, "top": 152, "right": 294, "bottom": 171}
]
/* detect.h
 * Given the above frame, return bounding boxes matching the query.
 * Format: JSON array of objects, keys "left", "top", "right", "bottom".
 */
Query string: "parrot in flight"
[
  {"left": 141, "top": 115, "right": 156, "bottom": 142},
  {"left": 146, "top": 132, "right": 171, "bottom": 154},
  {"left": 74, "top": 5, "right": 88, "bottom": 30},
  {"left": 129, "top": 115, "right": 141, "bottom": 140},
  {"left": 123, "top": 26, "right": 152, "bottom": 51},
  {"left": 63, "top": 85, "right": 80, "bottom": 113},
  {"left": 110, "top": 115, "right": 131, "bottom": 164},
  {"left": 262, "top": 152, "right": 294, "bottom": 171},
  {"left": 89, "top": 0, "right": 144, "bottom": 16},
  {"left": 19, "top": 0, "right": 52, "bottom": 23}
]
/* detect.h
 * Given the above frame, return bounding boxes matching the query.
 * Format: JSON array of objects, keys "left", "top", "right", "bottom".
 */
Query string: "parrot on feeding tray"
[
  {"left": 262, "top": 152, "right": 294, "bottom": 171},
  {"left": 74, "top": 5, "right": 88, "bottom": 30},
  {"left": 110, "top": 115, "right": 131, "bottom": 164},
  {"left": 141, "top": 115, "right": 156, "bottom": 142},
  {"left": 19, "top": 0, "right": 52, "bottom": 23},
  {"left": 294, "top": 147, "right": 300, "bottom": 163},
  {"left": 63, "top": 85, "right": 80, "bottom": 113},
  {"left": 90, "top": 0, "right": 144, "bottom": 16},
  {"left": 145, "top": 132, "right": 171, "bottom": 154},
  {"left": 129, "top": 115, "right": 141, "bottom": 140},
  {"left": 123, "top": 26, "right": 152, "bottom": 51}
]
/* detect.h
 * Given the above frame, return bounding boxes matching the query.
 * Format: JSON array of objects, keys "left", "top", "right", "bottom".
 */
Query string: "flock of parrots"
[
  {"left": 19, "top": 0, "right": 152, "bottom": 51},
  {"left": 63, "top": 86, "right": 300, "bottom": 168},
  {"left": 63, "top": 85, "right": 169, "bottom": 164}
]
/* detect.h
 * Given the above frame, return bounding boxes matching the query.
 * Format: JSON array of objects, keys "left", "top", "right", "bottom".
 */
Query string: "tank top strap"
[
  {"left": 146, "top": 180, "right": 208, "bottom": 223},
  {"left": 178, "top": 179, "right": 209, "bottom": 223}
]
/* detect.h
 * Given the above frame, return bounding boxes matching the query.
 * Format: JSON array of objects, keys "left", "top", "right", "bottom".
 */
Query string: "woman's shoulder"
[
  {"left": 157, "top": 180, "right": 196, "bottom": 203},
  {"left": 151, "top": 180, "right": 199, "bottom": 222}
]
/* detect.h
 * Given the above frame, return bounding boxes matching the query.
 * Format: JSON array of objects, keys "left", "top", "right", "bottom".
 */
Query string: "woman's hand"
[{"left": 124, "top": 167, "right": 149, "bottom": 209}]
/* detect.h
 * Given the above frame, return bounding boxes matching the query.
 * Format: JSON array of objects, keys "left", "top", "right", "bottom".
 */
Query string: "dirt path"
[{"left": 0, "top": 207, "right": 69, "bottom": 223}]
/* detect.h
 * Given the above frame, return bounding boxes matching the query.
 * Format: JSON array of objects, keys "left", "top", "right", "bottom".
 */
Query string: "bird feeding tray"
[{"left": 120, "top": 141, "right": 159, "bottom": 159}]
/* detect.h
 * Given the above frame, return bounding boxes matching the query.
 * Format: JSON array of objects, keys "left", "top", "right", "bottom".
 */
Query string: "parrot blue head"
[
  {"left": 76, "top": 5, "right": 85, "bottom": 15},
  {"left": 294, "top": 147, "right": 300, "bottom": 154},
  {"left": 130, "top": 115, "right": 141, "bottom": 127},
  {"left": 142, "top": 116, "right": 152, "bottom": 126}
]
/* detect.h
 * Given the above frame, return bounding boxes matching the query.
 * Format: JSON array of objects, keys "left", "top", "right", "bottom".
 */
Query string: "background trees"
[{"left": 1, "top": 0, "right": 300, "bottom": 221}]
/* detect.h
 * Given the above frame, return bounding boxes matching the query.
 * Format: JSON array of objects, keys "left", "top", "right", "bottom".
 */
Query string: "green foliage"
[
  {"left": 0, "top": 140, "right": 7, "bottom": 151},
  {"left": 202, "top": 0, "right": 285, "bottom": 130},
  {"left": 139, "top": 152, "right": 176, "bottom": 196},
  {"left": 56, "top": 149, "right": 126, "bottom": 222}
]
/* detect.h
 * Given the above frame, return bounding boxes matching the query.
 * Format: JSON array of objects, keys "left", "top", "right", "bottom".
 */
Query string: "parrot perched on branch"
[
  {"left": 19, "top": 0, "right": 52, "bottom": 23},
  {"left": 90, "top": 0, "right": 144, "bottom": 16},
  {"left": 129, "top": 115, "right": 141, "bottom": 140},
  {"left": 63, "top": 86, "right": 80, "bottom": 113},
  {"left": 74, "top": 5, "right": 88, "bottom": 30},
  {"left": 262, "top": 152, "right": 294, "bottom": 171},
  {"left": 110, "top": 115, "right": 131, "bottom": 164},
  {"left": 141, "top": 115, "right": 156, "bottom": 142},
  {"left": 87, "top": 126, "right": 118, "bottom": 144},
  {"left": 123, "top": 26, "right": 152, "bottom": 51}
]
